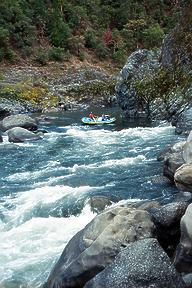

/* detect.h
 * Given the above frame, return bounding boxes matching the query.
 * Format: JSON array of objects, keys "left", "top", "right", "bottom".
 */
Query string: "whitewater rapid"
[{"left": 0, "top": 114, "right": 180, "bottom": 287}]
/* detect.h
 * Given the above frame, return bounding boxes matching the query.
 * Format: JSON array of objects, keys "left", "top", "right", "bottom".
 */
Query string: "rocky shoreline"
[{"left": 0, "top": 65, "right": 117, "bottom": 119}]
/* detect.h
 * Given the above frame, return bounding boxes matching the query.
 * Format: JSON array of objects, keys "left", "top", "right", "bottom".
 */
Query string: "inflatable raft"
[{"left": 81, "top": 116, "right": 116, "bottom": 125}]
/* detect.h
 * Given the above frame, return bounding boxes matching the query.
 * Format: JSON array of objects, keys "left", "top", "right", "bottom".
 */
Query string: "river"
[{"left": 0, "top": 107, "right": 182, "bottom": 287}]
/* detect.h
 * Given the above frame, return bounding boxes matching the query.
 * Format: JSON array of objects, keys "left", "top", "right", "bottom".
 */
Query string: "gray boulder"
[
  {"left": 174, "top": 164, "right": 192, "bottom": 192},
  {"left": 163, "top": 151, "right": 185, "bottom": 181},
  {"left": 44, "top": 205, "right": 154, "bottom": 288},
  {"left": 85, "top": 238, "right": 186, "bottom": 288},
  {"left": 175, "top": 107, "right": 192, "bottom": 136},
  {"left": 1, "top": 114, "right": 38, "bottom": 131},
  {"left": 7, "top": 127, "right": 42, "bottom": 143},
  {"left": 183, "top": 141, "right": 192, "bottom": 164},
  {"left": 149, "top": 202, "right": 189, "bottom": 256},
  {"left": 174, "top": 203, "right": 192, "bottom": 273},
  {"left": 158, "top": 141, "right": 185, "bottom": 162},
  {"left": 87, "top": 196, "right": 113, "bottom": 213}
]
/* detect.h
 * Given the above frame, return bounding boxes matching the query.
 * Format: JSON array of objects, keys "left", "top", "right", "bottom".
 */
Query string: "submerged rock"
[
  {"left": 7, "top": 127, "right": 42, "bottom": 143},
  {"left": 87, "top": 196, "right": 113, "bottom": 213},
  {"left": 1, "top": 114, "right": 38, "bottom": 132},
  {"left": 44, "top": 205, "right": 154, "bottom": 288},
  {"left": 85, "top": 238, "right": 185, "bottom": 288}
]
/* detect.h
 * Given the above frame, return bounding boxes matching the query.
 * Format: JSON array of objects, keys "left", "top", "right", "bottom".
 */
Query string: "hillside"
[{"left": 0, "top": 0, "right": 181, "bottom": 67}]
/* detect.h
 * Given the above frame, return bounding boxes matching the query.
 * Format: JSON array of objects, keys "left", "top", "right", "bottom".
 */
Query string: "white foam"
[
  {"left": 4, "top": 160, "right": 62, "bottom": 182},
  {"left": 0, "top": 205, "right": 95, "bottom": 284},
  {"left": 64, "top": 125, "right": 174, "bottom": 148},
  {"left": 70, "top": 155, "right": 146, "bottom": 172},
  {"left": 100, "top": 155, "right": 146, "bottom": 168},
  {"left": 1, "top": 185, "right": 97, "bottom": 228}
]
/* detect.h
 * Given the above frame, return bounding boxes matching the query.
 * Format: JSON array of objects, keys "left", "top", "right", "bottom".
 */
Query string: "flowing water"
[{"left": 0, "top": 107, "right": 182, "bottom": 287}]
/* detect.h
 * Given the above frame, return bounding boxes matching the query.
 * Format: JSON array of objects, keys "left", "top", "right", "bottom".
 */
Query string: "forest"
[{"left": 0, "top": 0, "right": 181, "bottom": 65}]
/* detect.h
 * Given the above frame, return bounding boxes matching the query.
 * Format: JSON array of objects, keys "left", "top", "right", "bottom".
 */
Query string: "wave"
[
  {"left": 70, "top": 154, "right": 146, "bottom": 172},
  {"left": 4, "top": 161, "right": 62, "bottom": 182},
  {"left": 0, "top": 185, "right": 99, "bottom": 229},
  {"left": 0, "top": 204, "right": 95, "bottom": 285}
]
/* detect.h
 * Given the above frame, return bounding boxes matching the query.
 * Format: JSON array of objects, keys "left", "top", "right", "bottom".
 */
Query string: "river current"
[{"left": 0, "top": 107, "right": 182, "bottom": 287}]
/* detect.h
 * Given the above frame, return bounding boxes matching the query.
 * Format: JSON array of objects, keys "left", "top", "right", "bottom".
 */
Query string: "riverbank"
[{"left": 0, "top": 63, "right": 117, "bottom": 119}]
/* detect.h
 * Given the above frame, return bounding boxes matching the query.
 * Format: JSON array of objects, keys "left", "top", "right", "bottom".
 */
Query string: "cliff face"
[
  {"left": 161, "top": 1, "right": 192, "bottom": 70},
  {"left": 116, "top": 1, "right": 192, "bottom": 126}
]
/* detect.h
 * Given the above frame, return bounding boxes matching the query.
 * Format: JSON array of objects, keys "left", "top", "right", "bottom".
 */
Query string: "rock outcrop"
[
  {"left": 7, "top": 127, "right": 42, "bottom": 143},
  {"left": 115, "top": 1, "right": 192, "bottom": 127},
  {"left": 175, "top": 107, "right": 192, "bottom": 136},
  {"left": 115, "top": 49, "right": 160, "bottom": 118},
  {"left": 85, "top": 238, "right": 186, "bottom": 288},
  {"left": 1, "top": 114, "right": 38, "bottom": 132},
  {"left": 44, "top": 205, "right": 154, "bottom": 288}
]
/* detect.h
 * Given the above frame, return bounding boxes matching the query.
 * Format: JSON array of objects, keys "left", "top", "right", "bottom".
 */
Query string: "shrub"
[
  {"left": 0, "top": 27, "right": 9, "bottom": 47},
  {"left": 21, "top": 46, "right": 33, "bottom": 58},
  {"left": 84, "top": 30, "right": 97, "bottom": 49},
  {"left": 143, "top": 24, "right": 165, "bottom": 49},
  {"left": 79, "top": 51, "right": 85, "bottom": 61},
  {"left": 35, "top": 50, "right": 48, "bottom": 65},
  {"left": 5, "top": 49, "right": 16, "bottom": 62},
  {"left": 0, "top": 48, "right": 5, "bottom": 61},
  {"left": 49, "top": 20, "right": 71, "bottom": 48},
  {"left": 48, "top": 47, "right": 65, "bottom": 61},
  {"left": 112, "top": 49, "right": 126, "bottom": 64},
  {"left": 67, "top": 36, "right": 84, "bottom": 56},
  {"left": 95, "top": 43, "right": 109, "bottom": 59}
]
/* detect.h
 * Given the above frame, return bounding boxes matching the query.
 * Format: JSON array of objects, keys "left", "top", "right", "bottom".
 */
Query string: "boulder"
[
  {"left": 85, "top": 238, "right": 186, "bottom": 288},
  {"left": 158, "top": 141, "right": 185, "bottom": 162},
  {"left": 174, "top": 164, "right": 192, "bottom": 192},
  {"left": 174, "top": 203, "right": 192, "bottom": 273},
  {"left": 163, "top": 151, "right": 185, "bottom": 181},
  {"left": 183, "top": 141, "right": 192, "bottom": 164},
  {"left": 87, "top": 196, "right": 113, "bottom": 213},
  {"left": 149, "top": 202, "right": 189, "bottom": 256},
  {"left": 1, "top": 114, "right": 38, "bottom": 132},
  {"left": 175, "top": 107, "right": 192, "bottom": 136},
  {"left": 44, "top": 205, "right": 154, "bottom": 288},
  {"left": 7, "top": 127, "right": 42, "bottom": 143},
  {"left": 157, "top": 144, "right": 173, "bottom": 161}
]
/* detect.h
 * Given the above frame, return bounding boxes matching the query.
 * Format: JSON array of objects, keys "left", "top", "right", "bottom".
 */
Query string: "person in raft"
[
  {"left": 102, "top": 114, "right": 106, "bottom": 121},
  {"left": 89, "top": 112, "right": 96, "bottom": 121},
  {"left": 102, "top": 114, "right": 110, "bottom": 121}
]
